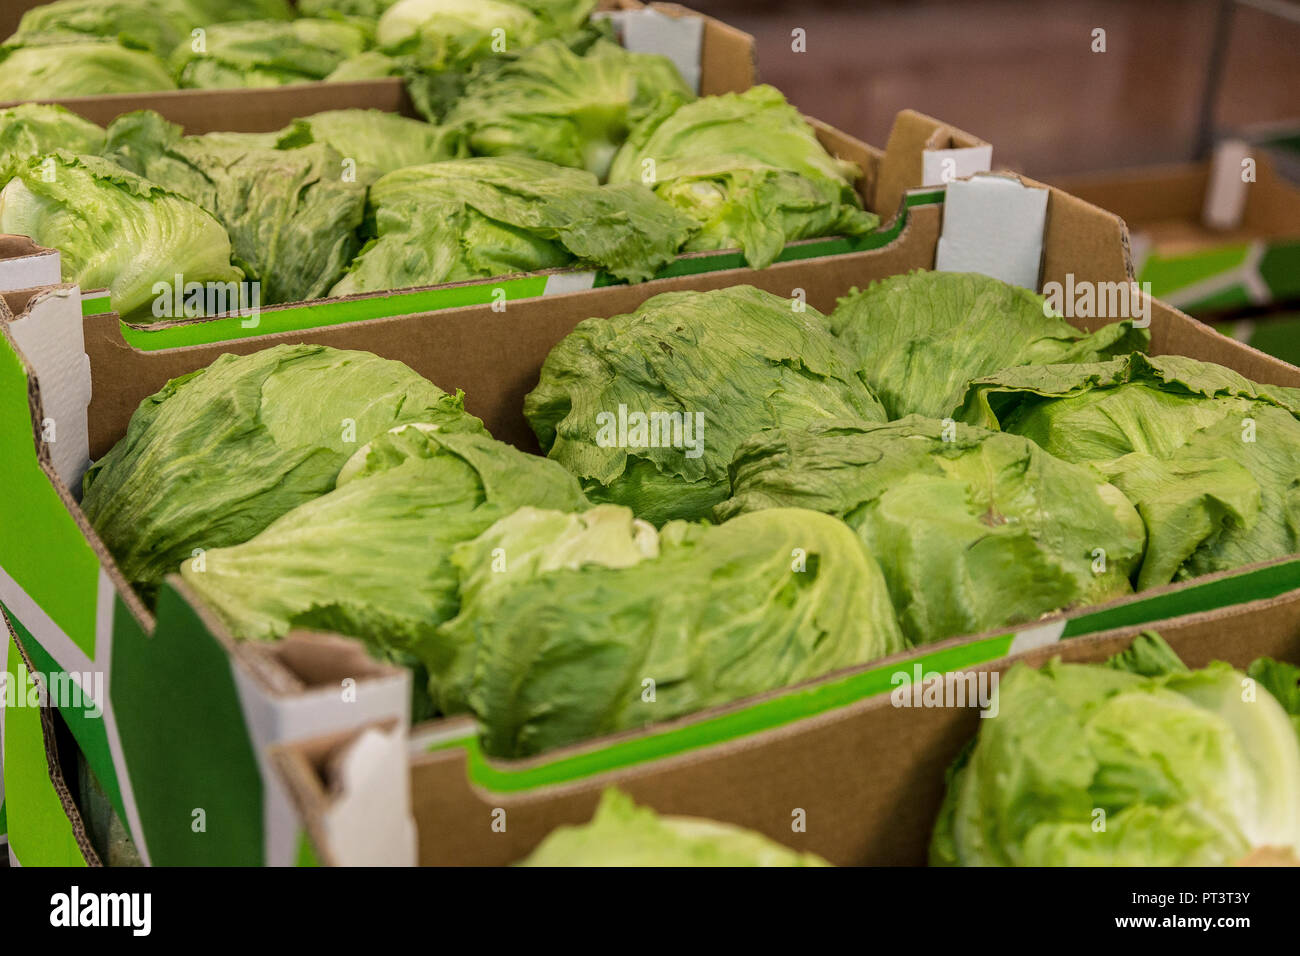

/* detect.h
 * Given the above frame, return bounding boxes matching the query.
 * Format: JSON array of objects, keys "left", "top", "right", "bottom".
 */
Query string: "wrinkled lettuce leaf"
[
  {"left": 438, "top": 505, "right": 905, "bottom": 757},
  {"left": 609, "top": 86, "right": 877, "bottom": 269},
  {"left": 932, "top": 635, "right": 1300, "bottom": 866},
  {"left": 182, "top": 426, "right": 586, "bottom": 675},
  {"left": 0, "top": 40, "right": 176, "bottom": 99},
  {"left": 275, "top": 108, "right": 463, "bottom": 177},
  {"left": 104, "top": 110, "right": 368, "bottom": 304},
  {"left": 525, "top": 286, "right": 887, "bottom": 524},
  {"left": 961, "top": 352, "right": 1300, "bottom": 587},
  {"left": 170, "top": 19, "right": 371, "bottom": 88},
  {"left": 446, "top": 38, "right": 692, "bottom": 178},
  {"left": 0, "top": 104, "right": 104, "bottom": 182},
  {"left": 332, "top": 155, "right": 695, "bottom": 295},
  {"left": 82, "top": 344, "right": 484, "bottom": 599},
  {"left": 519, "top": 790, "right": 831, "bottom": 866},
  {"left": 0, "top": 150, "right": 240, "bottom": 319},
  {"left": 830, "top": 270, "right": 1150, "bottom": 420},
  {"left": 718, "top": 416, "right": 1145, "bottom": 645}
]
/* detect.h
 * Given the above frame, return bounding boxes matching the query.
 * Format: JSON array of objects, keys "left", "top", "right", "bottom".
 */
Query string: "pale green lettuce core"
[
  {"left": 609, "top": 85, "right": 878, "bottom": 269},
  {"left": 960, "top": 352, "right": 1300, "bottom": 588},
  {"left": 446, "top": 38, "right": 693, "bottom": 178},
  {"left": 180, "top": 425, "right": 587, "bottom": 686},
  {"left": 519, "top": 790, "right": 832, "bottom": 867},
  {"left": 718, "top": 415, "right": 1146, "bottom": 645},
  {"left": 82, "top": 344, "right": 485, "bottom": 600},
  {"left": 331, "top": 155, "right": 695, "bottom": 295},
  {"left": 525, "top": 285, "right": 887, "bottom": 524},
  {"left": 437, "top": 504, "right": 905, "bottom": 758},
  {"left": 830, "top": 270, "right": 1150, "bottom": 420},
  {"left": 931, "top": 633, "right": 1300, "bottom": 866},
  {"left": 0, "top": 151, "right": 240, "bottom": 320}
]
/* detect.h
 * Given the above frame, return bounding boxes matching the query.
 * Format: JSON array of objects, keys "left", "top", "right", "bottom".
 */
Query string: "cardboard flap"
[
  {"left": 1, "top": 285, "right": 91, "bottom": 495},
  {"left": 875, "top": 109, "right": 989, "bottom": 216},
  {"left": 0, "top": 236, "right": 61, "bottom": 293},
  {"left": 936, "top": 174, "right": 1048, "bottom": 289},
  {"left": 319, "top": 727, "right": 417, "bottom": 867}
]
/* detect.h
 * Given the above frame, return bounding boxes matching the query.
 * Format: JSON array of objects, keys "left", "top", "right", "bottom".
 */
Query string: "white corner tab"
[
  {"left": 936, "top": 174, "right": 1048, "bottom": 290},
  {"left": 922, "top": 144, "right": 993, "bottom": 187},
  {"left": 600, "top": 9, "right": 704, "bottom": 93},
  {"left": 321, "top": 726, "right": 418, "bottom": 867}
]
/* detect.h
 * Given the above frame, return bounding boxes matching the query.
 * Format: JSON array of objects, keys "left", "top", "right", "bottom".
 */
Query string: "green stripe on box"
[
  {"left": 296, "top": 829, "right": 320, "bottom": 867},
  {"left": 110, "top": 584, "right": 263, "bottom": 865},
  {"left": 4, "top": 605, "right": 125, "bottom": 827},
  {"left": 431, "top": 633, "right": 1014, "bottom": 793},
  {"left": 1138, "top": 244, "right": 1251, "bottom": 299},
  {"left": 0, "top": 799, "right": 7, "bottom": 837},
  {"left": 1259, "top": 241, "right": 1300, "bottom": 300},
  {"left": 1061, "top": 558, "right": 1300, "bottom": 637},
  {"left": 0, "top": 335, "right": 102, "bottom": 659},
  {"left": 4, "top": 633, "right": 87, "bottom": 866}
]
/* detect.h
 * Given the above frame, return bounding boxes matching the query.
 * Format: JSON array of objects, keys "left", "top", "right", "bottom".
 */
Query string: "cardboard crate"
[
  {"left": 6, "top": 136, "right": 1300, "bottom": 863},
  {"left": 1052, "top": 153, "right": 1300, "bottom": 316},
  {"left": 276, "top": 588, "right": 1300, "bottom": 866}
]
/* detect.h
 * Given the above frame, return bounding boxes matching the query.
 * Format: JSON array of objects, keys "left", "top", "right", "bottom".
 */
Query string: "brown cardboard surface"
[
  {"left": 873, "top": 109, "right": 987, "bottom": 217},
  {"left": 1052, "top": 155, "right": 1300, "bottom": 243},
  {"left": 276, "top": 588, "right": 1300, "bottom": 866}
]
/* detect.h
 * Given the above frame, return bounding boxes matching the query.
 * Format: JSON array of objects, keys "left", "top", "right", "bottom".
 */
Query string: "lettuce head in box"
[
  {"left": 525, "top": 286, "right": 886, "bottom": 525},
  {"left": 275, "top": 109, "right": 464, "bottom": 177},
  {"left": 0, "top": 104, "right": 103, "bottom": 181},
  {"left": 932, "top": 633, "right": 1300, "bottom": 866},
  {"left": 0, "top": 39, "right": 176, "bottom": 100},
  {"left": 10, "top": 0, "right": 204, "bottom": 58},
  {"left": 374, "top": 0, "right": 595, "bottom": 72},
  {"left": 0, "top": 151, "right": 240, "bottom": 319},
  {"left": 519, "top": 790, "right": 831, "bottom": 867},
  {"left": 170, "top": 18, "right": 371, "bottom": 89},
  {"left": 830, "top": 270, "right": 1150, "bottom": 420},
  {"left": 960, "top": 352, "right": 1300, "bottom": 588},
  {"left": 104, "top": 110, "right": 368, "bottom": 304},
  {"left": 331, "top": 156, "right": 695, "bottom": 295},
  {"left": 82, "top": 344, "right": 484, "bottom": 600},
  {"left": 608, "top": 86, "right": 879, "bottom": 269},
  {"left": 181, "top": 426, "right": 587, "bottom": 684},
  {"left": 436, "top": 504, "right": 905, "bottom": 757},
  {"left": 717, "top": 416, "right": 1146, "bottom": 645},
  {"left": 445, "top": 39, "right": 692, "bottom": 178}
]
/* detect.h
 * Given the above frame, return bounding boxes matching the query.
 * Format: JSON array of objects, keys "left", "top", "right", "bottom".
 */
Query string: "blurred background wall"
[{"left": 688, "top": 0, "right": 1300, "bottom": 176}]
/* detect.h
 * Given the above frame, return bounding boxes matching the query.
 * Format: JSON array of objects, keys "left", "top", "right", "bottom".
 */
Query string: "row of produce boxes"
[{"left": 2, "top": 0, "right": 1299, "bottom": 868}]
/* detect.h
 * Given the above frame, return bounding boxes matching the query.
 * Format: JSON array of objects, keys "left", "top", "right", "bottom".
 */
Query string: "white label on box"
[
  {"left": 599, "top": 9, "right": 704, "bottom": 93},
  {"left": 922, "top": 144, "right": 993, "bottom": 187},
  {"left": 1202, "top": 139, "right": 1251, "bottom": 231},
  {"left": 544, "top": 270, "right": 597, "bottom": 296},
  {"left": 936, "top": 175, "right": 1048, "bottom": 290},
  {"left": 0, "top": 249, "right": 61, "bottom": 292},
  {"left": 322, "top": 727, "right": 418, "bottom": 867},
  {"left": 6, "top": 287, "right": 92, "bottom": 495}
]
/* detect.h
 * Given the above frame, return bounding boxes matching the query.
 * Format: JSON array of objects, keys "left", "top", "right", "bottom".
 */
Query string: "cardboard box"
[
  {"left": 6, "top": 140, "right": 1300, "bottom": 864},
  {"left": 276, "top": 587, "right": 1300, "bottom": 866},
  {"left": 1052, "top": 153, "right": 1300, "bottom": 315}
]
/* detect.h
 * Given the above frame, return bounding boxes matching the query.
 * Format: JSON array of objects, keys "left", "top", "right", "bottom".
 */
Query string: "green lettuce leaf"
[
  {"left": 438, "top": 505, "right": 905, "bottom": 757},
  {"left": 718, "top": 416, "right": 1145, "bottom": 644},
  {"left": 376, "top": 0, "right": 548, "bottom": 71},
  {"left": 830, "top": 270, "right": 1150, "bottom": 420},
  {"left": 81, "top": 344, "right": 485, "bottom": 599},
  {"left": 931, "top": 646, "right": 1300, "bottom": 866},
  {"left": 609, "top": 85, "right": 878, "bottom": 269},
  {"left": 519, "top": 790, "right": 831, "bottom": 866},
  {"left": 11, "top": 0, "right": 207, "bottom": 57},
  {"left": 181, "top": 426, "right": 587, "bottom": 671},
  {"left": 0, "top": 40, "right": 176, "bottom": 99},
  {"left": 446, "top": 38, "right": 693, "bottom": 178},
  {"left": 170, "top": 19, "right": 371, "bottom": 88},
  {"left": 0, "top": 150, "right": 240, "bottom": 319},
  {"left": 525, "top": 285, "right": 887, "bottom": 524},
  {"left": 275, "top": 108, "right": 464, "bottom": 177},
  {"left": 0, "top": 104, "right": 104, "bottom": 182},
  {"left": 960, "top": 353, "right": 1300, "bottom": 587},
  {"left": 104, "top": 110, "right": 368, "bottom": 304},
  {"left": 331, "top": 155, "right": 695, "bottom": 294}
]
